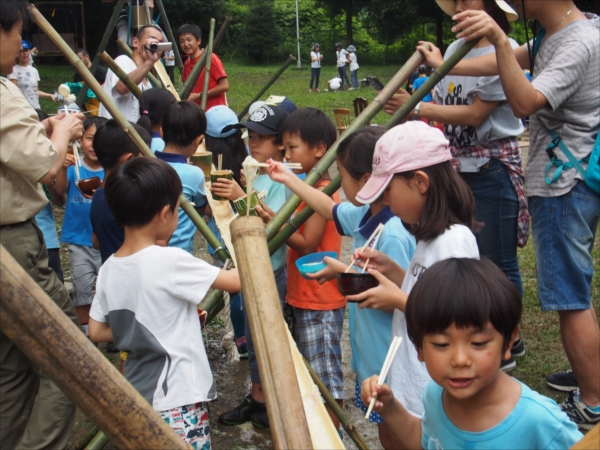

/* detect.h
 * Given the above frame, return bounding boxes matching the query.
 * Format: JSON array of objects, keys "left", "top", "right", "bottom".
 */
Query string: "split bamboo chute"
[{"left": 201, "top": 19, "right": 216, "bottom": 111}]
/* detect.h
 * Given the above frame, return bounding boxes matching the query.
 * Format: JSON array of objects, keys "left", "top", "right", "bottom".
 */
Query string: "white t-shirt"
[
  {"left": 90, "top": 245, "right": 220, "bottom": 411},
  {"left": 336, "top": 49, "right": 348, "bottom": 67},
  {"left": 8, "top": 65, "right": 40, "bottom": 109},
  {"left": 388, "top": 225, "right": 479, "bottom": 418},
  {"left": 311, "top": 51, "right": 321, "bottom": 69},
  {"left": 164, "top": 50, "right": 175, "bottom": 67},
  {"left": 348, "top": 53, "right": 359, "bottom": 71},
  {"left": 98, "top": 55, "right": 151, "bottom": 122}
]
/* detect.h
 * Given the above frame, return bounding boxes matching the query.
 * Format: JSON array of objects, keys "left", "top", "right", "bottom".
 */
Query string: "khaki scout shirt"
[{"left": 1, "top": 78, "right": 56, "bottom": 226}]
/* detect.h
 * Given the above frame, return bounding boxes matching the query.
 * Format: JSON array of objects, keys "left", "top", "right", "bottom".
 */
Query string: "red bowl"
[{"left": 76, "top": 176, "right": 101, "bottom": 196}]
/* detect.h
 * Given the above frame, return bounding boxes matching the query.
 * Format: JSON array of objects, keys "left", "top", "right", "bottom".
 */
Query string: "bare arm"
[
  {"left": 92, "top": 233, "right": 100, "bottom": 250},
  {"left": 286, "top": 206, "right": 328, "bottom": 256},
  {"left": 46, "top": 183, "right": 65, "bottom": 206},
  {"left": 212, "top": 268, "right": 241, "bottom": 293},
  {"left": 89, "top": 318, "right": 114, "bottom": 343}
]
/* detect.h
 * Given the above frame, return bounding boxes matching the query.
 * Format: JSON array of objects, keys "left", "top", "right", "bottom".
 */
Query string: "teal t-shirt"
[
  {"left": 332, "top": 203, "right": 415, "bottom": 384},
  {"left": 254, "top": 174, "right": 287, "bottom": 271},
  {"left": 422, "top": 380, "right": 583, "bottom": 449}
]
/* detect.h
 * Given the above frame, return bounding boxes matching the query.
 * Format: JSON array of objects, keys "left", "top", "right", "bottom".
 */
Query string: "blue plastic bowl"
[{"left": 295, "top": 251, "right": 338, "bottom": 279}]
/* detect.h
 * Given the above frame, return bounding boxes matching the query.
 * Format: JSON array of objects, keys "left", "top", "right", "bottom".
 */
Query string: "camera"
[{"left": 147, "top": 42, "right": 172, "bottom": 52}]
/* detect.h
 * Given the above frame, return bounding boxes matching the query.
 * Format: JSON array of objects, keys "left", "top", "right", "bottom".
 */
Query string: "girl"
[
  {"left": 349, "top": 121, "right": 480, "bottom": 447},
  {"left": 137, "top": 88, "right": 177, "bottom": 153},
  {"left": 309, "top": 43, "right": 322, "bottom": 92},
  {"left": 347, "top": 45, "right": 359, "bottom": 90},
  {"left": 266, "top": 127, "right": 416, "bottom": 447},
  {"left": 8, "top": 40, "right": 56, "bottom": 109}
]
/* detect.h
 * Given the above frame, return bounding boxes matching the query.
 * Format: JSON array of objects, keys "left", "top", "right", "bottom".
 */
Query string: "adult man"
[
  {"left": 177, "top": 23, "right": 229, "bottom": 111},
  {"left": 98, "top": 24, "right": 163, "bottom": 122},
  {"left": 74, "top": 48, "right": 107, "bottom": 84},
  {"left": 335, "top": 42, "right": 350, "bottom": 86},
  {"left": 0, "top": 1, "right": 85, "bottom": 447}
]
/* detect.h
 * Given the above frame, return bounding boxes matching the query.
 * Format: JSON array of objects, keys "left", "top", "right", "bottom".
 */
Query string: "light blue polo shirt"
[
  {"left": 333, "top": 203, "right": 416, "bottom": 384},
  {"left": 151, "top": 131, "right": 165, "bottom": 153},
  {"left": 254, "top": 174, "right": 287, "bottom": 271},
  {"left": 155, "top": 151, "right": 207, "bottom": 254},
  {"left": 35, "top": 202, "right": 59, "bottom": 249}
]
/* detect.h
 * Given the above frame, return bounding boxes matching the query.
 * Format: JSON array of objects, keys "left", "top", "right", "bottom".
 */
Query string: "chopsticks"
[
  {"left": 344, "top": 223, "right": 384, "bottom": 273},
  {"left": 218, "top": 154, "right": 223, "bottom": 171},
  {"left": 72, "top": 141, "right": 82, "bottom": 181},
  {"left": 254, "top": 162, "right": 303, "bottom": 169},
  {"left": 365, "top": 336, "right": 402, "bottom": 419}
]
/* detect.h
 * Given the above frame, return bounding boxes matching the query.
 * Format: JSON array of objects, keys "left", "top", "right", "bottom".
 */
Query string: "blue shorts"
[
  {"left": 293, "top": 306, "right": 345, "bottom": 400},
  {"left": 529, "top": 181, "right": 600, "bottom": 311},
  {"left": 355, "top": 381, "right": 384, "bottom": 423}
]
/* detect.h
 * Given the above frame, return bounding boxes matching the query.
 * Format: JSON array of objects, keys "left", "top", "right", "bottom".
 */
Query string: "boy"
[
  {"left": 361, "top": 258, "right": 583, "bottom": 449},
  {"left": 90, "top": 120, "right": 151, "bottom": 264},
  {"left": 89, "top": 157, "right": 241, "bottom": 448},
  {"left": 267, "top": 108, "right": 346, "bottom": 428},
  {"left": 213, "top": 104, "right": 290, "bottom": 429},
  {"left": 155, "top": 100, "right": 208, "bottom": 254},
  {"left": 55, "top": 116, "right": 106, "bottom": 336},
  {"left": 177, "top": 23, "right": 228, "bottom": 111}
]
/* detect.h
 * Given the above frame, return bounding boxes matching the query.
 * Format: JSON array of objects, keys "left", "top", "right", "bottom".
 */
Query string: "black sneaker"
[
  {"left": 511, "top": 338, "right": 526, "bottom": 357},
  {"left": 500, "top": 355, "right": 516, "bottom": 372},
  {"left": 559, "top": 389, "right": 600, "bottom": 430},
  {"left": 219, "top": 395, "right": 266, "bottom": 426},
  {"left": 250, "top": 409, "right": 270, "bottom": 430},
  {"left": 546, "top": 370, "right": 578, "bottom": 392}
]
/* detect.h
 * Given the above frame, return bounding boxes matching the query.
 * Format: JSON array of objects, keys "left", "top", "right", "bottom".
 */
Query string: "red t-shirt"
[
  {"left": 182, "top": 50, "right": 227, "bottom": 111},
  {"left": 286, "top": 180, "right": 345, "bottom": 311}
]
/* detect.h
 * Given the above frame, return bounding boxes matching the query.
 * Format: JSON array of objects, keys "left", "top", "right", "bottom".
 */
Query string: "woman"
[
  {"left": 422, "top": 0, "right": 599, "bottom": 431},
  {"left": 386, "top": 0, "right": 527, "bottom": 362},
  {"left": 309, "top": 43, "right": 322, "bottom": 92}
]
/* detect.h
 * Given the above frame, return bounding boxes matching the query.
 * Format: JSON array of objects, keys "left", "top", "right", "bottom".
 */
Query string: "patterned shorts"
[
  {"left": 293, "top": 306, "right": 345, "bottom": 400},
  {"left": 354, "top": 381, "right": 384, "bottom": 424},
  {"left": 159, "top": 402, "right": 211, "bottom": 450}
]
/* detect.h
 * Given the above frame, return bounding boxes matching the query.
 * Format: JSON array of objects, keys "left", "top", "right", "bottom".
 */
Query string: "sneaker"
[
  {"left": 500, "top": 355, "right": 516, "bottom": 372},
  {"left": 219, "top": 394, "right": 266, "bottom": 426},
  {"left": 546, "top": 370, "right": 578, "bottom": 392},
  {"left": 348, "top": 87, "right": 356, "bottom": 91},
  {"left": 250, "top": 409, "right": 270, "bottom": 430},
  {"left": 309, "top": 88, "right": 312, "bottom": 92},
  {"left": 316, "top": 88, "right": 320, "bottom": 92},
  {"left": 511, "top": 338, "right": 526, "bottom": 357},
  {"left": 559, "top": 389, "right": 600, "bottom": 430},
  {"left": 235, "top": 336, "right": 248, "bottom": 359}
]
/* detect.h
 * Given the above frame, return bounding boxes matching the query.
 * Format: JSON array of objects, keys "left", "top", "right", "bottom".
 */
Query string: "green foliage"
[{"left": 242, "top": 0, "right": 282, "bottom": 63}]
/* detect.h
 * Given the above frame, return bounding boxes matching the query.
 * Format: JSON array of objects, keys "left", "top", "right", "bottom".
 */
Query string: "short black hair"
[
  {"left": 205, "top": 130, "right": 248, "bottom": 187},
  {"left": 162, "top": 100, "right": 207, "bottom": 148},
  {"left": 0, "top": 0, "right": 32, "bottom": 32},
  {"left": 176, "top": 23, "right": 201, "bottom": 42},
  {"left": 406, "top": 258, "right": 522, "bottom": 353},
  {"left": 280, "top": 107, "right": 337, "bottom": 151},
  {"left": 93, "top": 120, "right": 151, "bottom": 170},
  {"left": 34, "top": 108, "right": 48, "bottom": 121},
  {"left": 104, "top": 158, "right": 182, "bottom": 228},
  {"left": 136, "top": 24, "right": 163, "bottom": 40},
  {"left": 137, "top": 88, "right": 176, "bottom": 135},
  {"left": 336, "top": 126, "right": 386, "bottom": 180},
  {"left": 76, "top": 48, "right": 89, "bottom": 57},
  {"left": 83, "top": 116, "right": 107, "bottom": 133}
]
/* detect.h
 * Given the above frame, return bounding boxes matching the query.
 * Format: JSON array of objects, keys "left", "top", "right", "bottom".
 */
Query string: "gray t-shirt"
[
  {"left": 527, "top": 15, "right": 600, "bottom": 197},
  {"left": 434, "top": 38, "right": 524, "bottom": 151}
]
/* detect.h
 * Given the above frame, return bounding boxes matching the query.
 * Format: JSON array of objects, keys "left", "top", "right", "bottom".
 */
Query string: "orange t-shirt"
[{"left": 286, "top": 180, "right": 345, "bottom": 311}]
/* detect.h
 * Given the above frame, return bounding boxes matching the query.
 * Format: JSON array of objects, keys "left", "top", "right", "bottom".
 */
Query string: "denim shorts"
[
  {"left": 529, "top": 181, "right": 600, "bottom": 311},
  {"left": 293, "top": 306, "right": 345, "bottom": 400}
]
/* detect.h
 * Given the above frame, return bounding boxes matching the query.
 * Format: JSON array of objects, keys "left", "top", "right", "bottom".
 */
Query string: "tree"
[
  {"left": 243, "top": 0, "right": 281, "bottom": 63},
  {"left": 314, "top": 0, "right": 371, "bottom": 45}
]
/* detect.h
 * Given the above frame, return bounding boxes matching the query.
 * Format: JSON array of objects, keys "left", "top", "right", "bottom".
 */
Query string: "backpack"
[{"left": 533, "top": 28, "right": 600, "bottom": 195}]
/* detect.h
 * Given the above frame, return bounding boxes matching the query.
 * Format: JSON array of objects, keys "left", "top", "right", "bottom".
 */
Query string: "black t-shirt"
[
  {"left": 74, "top": 65, "right": 107, "bottom": 84},
  {"left": 90, "top": 187, "right": 124, "bottom": 263}
]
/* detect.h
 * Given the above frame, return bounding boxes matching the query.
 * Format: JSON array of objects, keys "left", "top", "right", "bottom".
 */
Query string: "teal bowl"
[{"left": 295, "top": 251, "right": 338, "bottom": 279}]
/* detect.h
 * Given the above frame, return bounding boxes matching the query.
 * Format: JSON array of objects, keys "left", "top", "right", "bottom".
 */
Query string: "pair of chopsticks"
[
  {"left": 344, "top": 223, "right": 385, "bottom": 273},
  {"left": 365, "top": 336, "right": 403, "bottom": 419},
  {"left": 72, "top": 141, "right": 82, "bottom": 181},
  {"left": 218, "top": 154, "right": 223, "bottom": 172},
  {"left": 255, "top": 162, "right": 303, "bottom": 170}
]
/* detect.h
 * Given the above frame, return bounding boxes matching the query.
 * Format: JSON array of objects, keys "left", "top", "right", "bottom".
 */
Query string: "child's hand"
[
  {"left": 255, "top": 204, "right": 273, "bottom": 225},
  {"left": 211, "top": 178, "right": 245, "bottom": 201},
  {"left": 307, "top": 256, "right": 347, "bottom": 284},
  {"left": 361, "top": 375, "right": 396, "bottom": 416},
  {"left": 348, "top": 269, "right": 407, "bottom": 313},
  {"left": 352, "top": 248, "right": 392, "bottom": 275},
  {"left": 267, "top": 159, "right": 292, "bottom": 184},
  {"left": 63, "top": 154, "right": 76, "bottom": 168}
]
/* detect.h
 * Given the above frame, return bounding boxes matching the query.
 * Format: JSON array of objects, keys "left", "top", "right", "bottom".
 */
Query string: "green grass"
[{"left": 36, "top": 59, "right": 599, "bottom": 402}]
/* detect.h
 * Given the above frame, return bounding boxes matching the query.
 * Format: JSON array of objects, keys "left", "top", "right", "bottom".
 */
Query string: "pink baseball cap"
[{"left": 356, "top": 121, "right": 452, "bottom": 204}]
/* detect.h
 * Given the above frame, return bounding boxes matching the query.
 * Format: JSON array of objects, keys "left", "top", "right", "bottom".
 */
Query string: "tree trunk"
[{"left": 345, "top": 0, "right": 353, "bottom": 45}]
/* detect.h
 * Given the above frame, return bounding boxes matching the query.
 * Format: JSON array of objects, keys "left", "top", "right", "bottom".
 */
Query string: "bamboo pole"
[
  {"left": 213, "top": 16, "right": 233, "bottom": 51},
  {"left": 178, "top": 51, "right": 207, "bottom": 100},
  {"left": 143, "top": 0, "right": 152, "bottom": 25},
  {"left": 230, "top": 217, "right": 313, "bottom": 449},
  {"left": 84, "top": 431, "right": 110, "bottom": 450},
  {"left": 200, "top": 19, "right": 216, "bottom": 111},
  {"left": 31, "top": 5, "right": 230, "bottom": 264},
  {"left": 116, "top": 37, "right": 163, "bottom": 88},
  {"left": 384, "top": 39, "right": 480, "bottom": 129},
  {"left": 236, "top": 55, "right": 296, "bottom": 120},
  {"left": 99, "top": 51, "right": 142, "bottom": 98},
  {"left": 0, "top": 246, "right": 190, "bottom": 450},
  {"left": 76, "top": 0, "right": 126, "bottom": 108},
  {"left": 76, "top": 425, "right": 100, "bottom": 450},
  {"left": 154, "top": 0, "right": 183, "bottom": 71}
]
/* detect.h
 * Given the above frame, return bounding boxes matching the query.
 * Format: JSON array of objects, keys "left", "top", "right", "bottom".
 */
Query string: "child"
[
  {"left": 361, "top": 257, "right": 583, "bottom": 449},
  {"left": 309, "top": 43, "right": 322, "bottom": 92},
  {"left": 55, "top": 116, "right": 107, "bottom": 335},
  {"left": 177, "top": 23, "right": 229, "bottom": 111},
  {"left": 89, "top": 157, "right": 241, "bottom": 448},
  {"left": 213, "top": 104, "right": 290, "bottom": 429},
  {"left": 137, "top": 88, "right": 176, "bottom": 153},
  {"left": 267, "top": 126, "right": 416, "bottom": 444},
  {"left": 412, "top": 64, "right": 433, "bottom": 103},
  {"left": 155, "top": 100, "right": 208, "bottom": 254},
  {"left": 347, "top": 45, "right": 359, "bottom": 90},
  {"left": 91, "top": 120, "right": 152, "bottom": 264},
  {"left": 265, "top": 107, "right": 346, "bottom": 428},
  {"left": 350, "top": 121, "right": 480, "bottom": 424}
]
